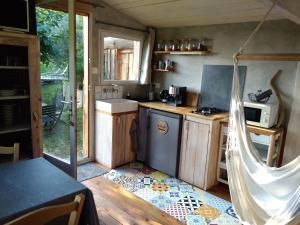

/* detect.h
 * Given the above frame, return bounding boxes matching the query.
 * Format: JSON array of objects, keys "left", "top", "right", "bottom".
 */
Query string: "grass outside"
[{"left": 43, "top": 107, "right": 84, "bottom": 160}]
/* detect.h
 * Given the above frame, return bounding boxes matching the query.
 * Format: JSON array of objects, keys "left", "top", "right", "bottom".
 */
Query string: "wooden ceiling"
[{"left": 101, "top": 0, "right": 285, "bottom": 27}]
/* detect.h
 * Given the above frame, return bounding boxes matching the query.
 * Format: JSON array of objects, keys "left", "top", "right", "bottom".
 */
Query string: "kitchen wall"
[
  {"left": 283, "top": 32, "right": 300, "bottom": 164},
  {"left": 153, "top": 20, "right": 300, "bottom": 125},
  {"left": 92, "top": 0, "right": 148, "bottom": 99}
]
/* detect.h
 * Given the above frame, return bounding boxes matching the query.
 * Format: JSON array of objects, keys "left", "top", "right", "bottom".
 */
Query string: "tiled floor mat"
[{"left": 103, "top": 162, "right": 240, "bottom": 225}]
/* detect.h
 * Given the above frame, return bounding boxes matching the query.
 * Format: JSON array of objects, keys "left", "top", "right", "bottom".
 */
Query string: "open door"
[{"left": 37, "top": 0, "right": 78, "bottom": 177}]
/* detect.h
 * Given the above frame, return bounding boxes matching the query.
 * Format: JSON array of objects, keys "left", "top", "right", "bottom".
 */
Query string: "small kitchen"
[
  {"left": 92, "top": 2, "right": 300, "bottom": 222},
  {"left": 0, "top": 1, "right": 299, "bottom": 224}
]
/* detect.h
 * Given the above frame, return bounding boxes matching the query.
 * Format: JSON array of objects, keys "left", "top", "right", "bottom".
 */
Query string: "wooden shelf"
[
  {"left": 219, "top": 161, "right": 227, "bottom": 170},
  {"left": 0, "top": 95, "right": 30, "bottom": 101},
  {"left": 218, "top": 178, "right": 229, "bottom": 185},
  {"left": 154, "top": 50, "right": 211, "bottom": 55},
  {"left": 153, "top": 68, "right": 173, "bottom": 72},
  {"left": 236, "top": 53, "right": 300, "bottom": 61},
  {"left": 0, "top": 66, "right": 29, "bottom": 70},
  {"left": 0, "top": 123, "right": 31, "bottom": 135}
]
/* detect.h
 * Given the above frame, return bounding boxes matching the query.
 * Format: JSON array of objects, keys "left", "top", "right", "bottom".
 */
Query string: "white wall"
[{"left": 284, "top": 62, "right": 300, "bottom": 164}]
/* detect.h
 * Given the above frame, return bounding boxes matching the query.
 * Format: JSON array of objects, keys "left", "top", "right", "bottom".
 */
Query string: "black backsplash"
[{"left": 199, "top": 65, "right": 247, "bottom": 111}]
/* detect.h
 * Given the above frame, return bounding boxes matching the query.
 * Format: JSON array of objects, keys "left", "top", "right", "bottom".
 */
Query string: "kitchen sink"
[{"left": 95, "top": 98, "right": 138, "bottom": 113}]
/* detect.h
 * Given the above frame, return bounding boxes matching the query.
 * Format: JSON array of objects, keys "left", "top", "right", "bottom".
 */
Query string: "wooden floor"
[{"left": 83, "top": 176, "right": 231, "bottom": 225}]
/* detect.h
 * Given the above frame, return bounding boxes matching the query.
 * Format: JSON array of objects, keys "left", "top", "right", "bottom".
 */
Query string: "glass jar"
[
  {"left": 157, "top": 40, "right": 165, "bottom": 51},
  {"left": 165, "top": 40, "right": 173, "bottom": 51},
  {"left": 171, "top": 40, "right": 179, "bottom": 51},
  {"left": 180, "top": 39, "right": 188, "bottom": 51},
  {"left": 198, "top": 39, "right": 208, "bottom": 51}
]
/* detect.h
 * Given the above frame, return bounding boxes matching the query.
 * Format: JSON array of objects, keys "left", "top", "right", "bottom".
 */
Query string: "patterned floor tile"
[
  {"left": 211, "top": 213, "right": 241, "bottom": 225},
  {"left": 186, "top": 215, "right": 207, "bottom": 225},
  {"left": 168, "top": 191, "right": 182, "bottom": 202},
  {"left": 138, "top": 176, "right": 156, "bottom": 186},
  {"left": 196, "top": 205, "right": 222, "bottom": 220},
  {"left": 150, "top": 194, "right": 175, "bottom": 210},
  {"left": 225, "top": 206, "right": 238, "bottom": 219},
  {"left": 150, "top": 171, "right": 170, "bottom": 181},
  {"left": 178, "top": 182, "right": 196, "bottom": 193},
  {"left": 135, "top": 187, "right": 159, "bottom": 200},
  {"left": 206, "top": 195, "right": 232, "bottom": 214},
  {"left": 164, "top": 202, "right": 191, "bottom": 222},
  {"left": 102, "top": 162, "right": 240, "bottom": 225},
  {"left": 177, "top": 195, "right": 204, "bottom": 211},
  {"left": 150, "top": 181, "right": 171, "bottom": 193}
]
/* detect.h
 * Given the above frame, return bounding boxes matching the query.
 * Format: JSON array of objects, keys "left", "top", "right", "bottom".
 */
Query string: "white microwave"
[{"left": 244, "top": 102, "right": 279, "bottom": 128}]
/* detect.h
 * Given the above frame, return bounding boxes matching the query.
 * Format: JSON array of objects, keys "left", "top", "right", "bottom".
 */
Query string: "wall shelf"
[
  {"left": 0, "top": 95, "right": 30, "bottom": 101},
  {"left": 154, "top": 50, "right": 211, "bottom": 55},
  {"left": 0, "top": 66, "right": 29, "bottom": 70},
  {"left": 153, "top": 68, "right": 174, "bottom": 72}
]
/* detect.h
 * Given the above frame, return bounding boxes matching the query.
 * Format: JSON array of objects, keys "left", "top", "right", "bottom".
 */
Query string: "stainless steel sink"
[{"left": 95, "top": 98, "right": 138, "bottom": 113}]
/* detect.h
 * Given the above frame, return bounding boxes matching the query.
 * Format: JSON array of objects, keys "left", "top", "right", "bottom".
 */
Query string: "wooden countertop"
[
  {"left": 139, "top": 101, "right": 229, "bottom": 121},
  {"left": 220, "top": 120, "right": 284, "bottom": 135}
]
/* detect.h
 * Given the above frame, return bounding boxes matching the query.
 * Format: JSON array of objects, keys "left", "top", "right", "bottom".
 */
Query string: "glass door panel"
[{"left": 37, "top": 1, "right": 77, "bottom": 177}]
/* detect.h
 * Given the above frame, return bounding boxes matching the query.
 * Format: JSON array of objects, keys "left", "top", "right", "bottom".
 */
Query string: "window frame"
[{"left": 99, "top": 29, "right": 144, "bottom": 85}]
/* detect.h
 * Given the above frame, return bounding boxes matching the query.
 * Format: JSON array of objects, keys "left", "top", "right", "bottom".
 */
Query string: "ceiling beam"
[{"left": 260, "top": 0, "right": 300, "bottom": 25}]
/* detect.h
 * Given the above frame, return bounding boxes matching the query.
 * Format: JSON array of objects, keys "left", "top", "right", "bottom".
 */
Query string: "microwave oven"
[{"left": 244, "top": 101, "right": 279, "bottom": 128}]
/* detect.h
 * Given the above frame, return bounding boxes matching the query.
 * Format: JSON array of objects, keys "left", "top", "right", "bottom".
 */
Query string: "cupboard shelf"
[
  {"left": 154, "top": 50, "right": 212, "bottom": 55},
  {"left": 0, "top": 66, "right": 29, "bottom": 70},
  {"left": 0, "top": 95, "right": 30, "bottom": 101},
  {"left": 0, "top": 123, "right": 31, "bottom": 135}
]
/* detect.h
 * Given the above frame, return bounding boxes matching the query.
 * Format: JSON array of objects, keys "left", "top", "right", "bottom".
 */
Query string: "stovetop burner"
[{"left": 193, "top": 107, "right": 225, "bottom": 116}]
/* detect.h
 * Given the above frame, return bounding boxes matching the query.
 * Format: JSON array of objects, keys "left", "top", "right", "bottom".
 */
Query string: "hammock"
[{"left": 227, "top": 2, "right": 300, "bottom": 225}]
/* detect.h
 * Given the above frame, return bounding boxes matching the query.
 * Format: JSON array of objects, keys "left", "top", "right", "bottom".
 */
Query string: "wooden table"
[{"left": 0, "top": 158, "right": 99, "bottom": 225}]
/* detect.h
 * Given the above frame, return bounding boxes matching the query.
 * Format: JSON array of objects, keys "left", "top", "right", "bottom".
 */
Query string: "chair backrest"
[
  {"left": 0, "top": 143, "right": 19, "bottom": 163},
  {"left": 5, "top": 193, "right": 85, "bottom": 225}
]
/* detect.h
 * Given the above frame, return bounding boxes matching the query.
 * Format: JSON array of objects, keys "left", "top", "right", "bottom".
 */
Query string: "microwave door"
[{"left": 244, "top": 107, "right": 262, "bottom": 126}]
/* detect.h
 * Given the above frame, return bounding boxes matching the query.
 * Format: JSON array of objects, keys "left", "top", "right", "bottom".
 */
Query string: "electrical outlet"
[{"left": 152, "top": 82, "right": 160, "bottom": 89}]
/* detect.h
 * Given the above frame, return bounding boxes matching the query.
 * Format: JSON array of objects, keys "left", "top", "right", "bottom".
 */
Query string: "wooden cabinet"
[
  {"left": 0, "top": 32, "right": 42, "bottom": 159},
  {"left": 96, "top": 111, "right": 137, "bottom": 169},
  {"left": 179, "top": 115, "right": 222, "bottom": 190}
]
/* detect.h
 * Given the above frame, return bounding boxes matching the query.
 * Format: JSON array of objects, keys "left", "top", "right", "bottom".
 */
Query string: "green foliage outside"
[{"left": 36, "top": 7, "right": 84, "bottom": 88}]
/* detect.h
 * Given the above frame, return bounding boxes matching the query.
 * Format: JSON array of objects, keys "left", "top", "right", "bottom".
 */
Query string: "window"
[{"left": 99, "top": 31, "right": 143, "bottom": 83}]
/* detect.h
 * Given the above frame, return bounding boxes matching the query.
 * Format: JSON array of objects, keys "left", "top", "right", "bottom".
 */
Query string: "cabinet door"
[
  {"left": 179, "top": 120, "right": 210, "bottom": 189},
  {"left": 112, "top": 114, "right": 126, "bottom": 168},
  {"left": 124, "top": 112, "right": 137, "bottom": 164},
  {"left": 193, "top": 122, "right": 210, "bottom": 188},
  {"left": 112, "top": 112, "right": 137, "bottom": 168}
]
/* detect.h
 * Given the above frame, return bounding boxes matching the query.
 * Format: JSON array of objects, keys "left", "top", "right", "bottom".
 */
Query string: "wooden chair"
[
  {"left": 5, "top": 193, "right": 85, "bottom": 225},
  {"left": 0, "top": 143, "right": 19, "bottom": 163}
]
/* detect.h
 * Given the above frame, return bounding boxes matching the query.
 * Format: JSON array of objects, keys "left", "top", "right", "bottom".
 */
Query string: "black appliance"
[
  {"left": 137, "top": 107, "right": 182, "bottom": 177},
  {"left": 193, "top": 107, "right": 225, "bottom": 116},
  {"left": 159, "top": 89, "right": 169, "bottom": 103},
  {"left": 0, "top": 1, "right": 29, "bottom": 32},
  {"left": 167, "top": 86, "right": 187, "bottom": 106}
]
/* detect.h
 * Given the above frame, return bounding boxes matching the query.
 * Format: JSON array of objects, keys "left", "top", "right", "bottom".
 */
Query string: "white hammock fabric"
[{"left": 226, "top": 59, "right": 300, "bottom": 225}]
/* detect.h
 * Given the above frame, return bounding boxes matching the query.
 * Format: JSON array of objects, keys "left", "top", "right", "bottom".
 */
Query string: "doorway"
[{"left": 36, "top": 5, "right": 91, "bottom": 176}]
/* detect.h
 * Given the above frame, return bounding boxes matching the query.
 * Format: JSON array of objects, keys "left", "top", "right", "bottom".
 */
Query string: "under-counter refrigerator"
[{"left": 138, "top": 107, "right": 183, "bottom": 177}]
